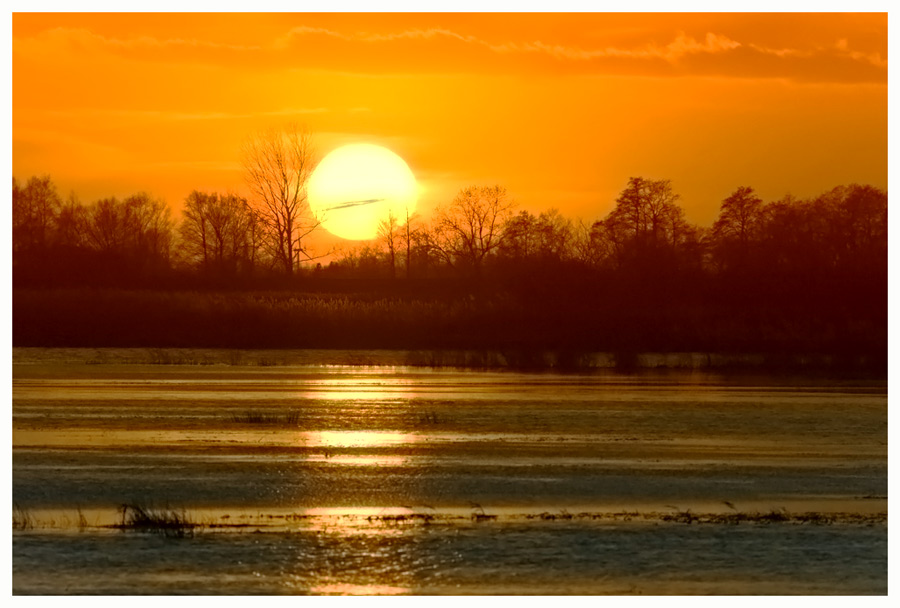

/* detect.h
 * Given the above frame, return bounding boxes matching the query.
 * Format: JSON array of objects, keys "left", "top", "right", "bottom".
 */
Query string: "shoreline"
[
  {"left": 11, "top": 346, "right": 887, "bottom": 377},
  {"left": 14, "top": 504, "right": 889, "bottom": 533}
]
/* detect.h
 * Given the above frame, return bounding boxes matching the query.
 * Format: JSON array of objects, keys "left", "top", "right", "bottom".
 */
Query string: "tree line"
[
  {"left": 12, "top": 123, "right": 885, "bottom": 361},
  {"left": 13, "top": 160, "right": 886, "bottom": 362},
  {"left": 328, "top": 178, "right": 886, "bottom": 290},
  {"left": 13, "top": 125, "right": 318, "bottom": 286},
  {"left": 13, "top": 171, "right": 886, "bottom": 290}
]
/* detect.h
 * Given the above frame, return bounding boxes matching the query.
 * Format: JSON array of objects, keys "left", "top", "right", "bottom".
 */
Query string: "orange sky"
[{"left": 12, "top": 12, "right": 887, "bottom": 245}]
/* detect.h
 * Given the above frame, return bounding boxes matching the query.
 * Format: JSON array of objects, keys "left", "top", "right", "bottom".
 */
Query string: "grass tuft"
[
  {"left": 470, "top": 502, "right": 498, "bottom": 522},
  {"left": 115, "top": 503, "right": 195, "bottom": 538},
  {"left": 13, "top": 503, "right": 34, "bottom": 530}
]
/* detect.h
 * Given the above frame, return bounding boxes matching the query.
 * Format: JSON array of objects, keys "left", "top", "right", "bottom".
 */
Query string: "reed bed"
[
  {"left": 113, "top": 503, "right": 196, "bottom": 538},
  {"left": 13, "top": 287, "right": 885, "bottom": 373},
  {"left": 13, "top": 504, "right": 34, "bottom": 530}
]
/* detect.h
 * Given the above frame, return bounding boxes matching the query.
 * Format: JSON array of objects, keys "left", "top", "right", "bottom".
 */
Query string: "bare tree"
[
  {"left": 242, "top": 124, "right": 318, "bottom": 274},
  {"left": 587, "top": 213, "right": 629, "bottom": 269},
  {"left": 408, "top": 223, "right": 441, "bottom": 278},
  {"left": 708, "top": 185, "right": 765, "bottom": 272},
  {"left": 56, "top": 192, "right": 88, "bottom": 249},
  {"left": 571, "top": 218, "right": 604, "bottom": 267},
  {"left": 402, "top": 207, "right": 418, "bottom": 279},
  {"left": 608, "top": 177, "right": 686, "bottom": 246},
  {"left": 180, "top": 191, "right": 211, "bottom": 268},
  {"left": 501, "top": 209, "right": 573, "bottom": 262},
  {"left": 85, "top": 197, "right": 126, "bottom": 254},
  {"left": 12, "top": 175, "right": 62, "bottom": 256},
  {"left": 712, "top": 186, "right": 764, "bottom": 246},
  {"left": 377, "top": 209, "right": 400, "bottom": 279},
  {"left": 84, "top": 192, "right": 173, "bottom": 269},
  {"left": 589, "top": 177, "right": 698, "bottom": 272},
  {"left": 123, "top": 192, "right": 173, "bottom": 265},
  {"left": 432, "top": 185, "right": 515, "bottom": 276},
  {"left": 179, "top": 190, "right": 260, "bottom": 275}
]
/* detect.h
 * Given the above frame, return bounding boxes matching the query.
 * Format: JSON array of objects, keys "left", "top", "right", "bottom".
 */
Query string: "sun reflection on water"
[
  {"left": 307, "top": 454, "right": 409, "bottom": 466},
  {"left": 297, "top": 507, "right": 430, "bottom": 538},
  {"left": 297, "top": 507, "right": 421, "bottom": 595},
  {"left": 310, "top": 582, "right": 409, "bottom": 595},
  {"left": 298, "top": 376, "right": 423, "bottom": 401},
  {"left": 298, "top": 430, "right": 421, "bottom": 449}
]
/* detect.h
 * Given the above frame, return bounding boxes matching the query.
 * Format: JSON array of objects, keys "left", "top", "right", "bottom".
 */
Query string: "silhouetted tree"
[
  {"left": 401, "top": 208, "right": 418, "bottom": 279},
  {"left": 710, "top": 186, "right": 765, "bottom": 273},
  {"left": 813, "top": 184, "right": 887, "bottom": 272},
  {"left": 431, "top": 185, "right": 515, "bottom": 276},
  {"left": 593, "top": 177, "right": 698, "bottom": 273},
  {"left": 753, "top": 194, "right": 818, "bottom": 275},
  {"left": 242, "top": 124, "right": 318, "bottom": 274},
  {"left": 571, "top": 218, "right": 605, "bottom": 267},
  {"left": 178, "top": 190, "right": 259, "bottom": 275},
  {"left": 713, "top": 186, "right": 764, "bottom": 245},
  {"left": 12, "top": 175, "right": 62, "bottom": 258},
  {"left": 749, "top": 185, "right": 887, "bottom": 280},
  {"left": 501, "top": 209, "right": 573, "bottom": 263},
  {"left": 55, "top": 192, "right": 88, "bottom": 250},
  {"left": 377, "top": 209, "right": 400, "bottom": 279},
  {"left": 332, "top": 242, "right": 383, "bottom": 277},
  {"left": 85, "top": 197, "right": 124, "bottom": 254},
  {"left": 408, "top": 224, "right": 442, "bottom": 278},
  {"left": 124, "top": 192, "right": 172, "bottom": 266},
  {"left": 610, "top": 177, "right": 688, "bottom": 245},
  {"left": 84, "top": 192, "right": 173, "bottom": 273}
]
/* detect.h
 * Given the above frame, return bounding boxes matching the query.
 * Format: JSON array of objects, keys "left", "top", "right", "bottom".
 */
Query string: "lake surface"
[{"left": 11, "top": 349, "right": 888, "bottom": 595}]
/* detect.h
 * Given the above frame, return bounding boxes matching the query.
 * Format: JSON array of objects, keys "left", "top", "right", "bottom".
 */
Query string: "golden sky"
[{"left": 12, "top": 12, "right": 887, "bottom": 236}]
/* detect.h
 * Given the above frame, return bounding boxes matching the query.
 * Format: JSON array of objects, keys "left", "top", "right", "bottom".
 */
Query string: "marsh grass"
[
  {"left": 13, "top": 503, "right": 34, "bottom": 530},
  {"left": 114, "top": 503, "right": 195, "bottom": 538},
  {"left": 657, "top": 508, "right": 841, "bottom": 525},
  {"left": 13, "top": 287, "right": 887, "bottom": 376},
  {"left": 470, "top": 503, "right": 498, "bottom": 522},
  {"left": 365, "top": 512, "right": 437, "bottom": 526},
  {"left": 11, "top": 503, "right": 883, "bottom": 535},
  {"left": 230, "top": 410, "right": 302, "bottom": 426}
]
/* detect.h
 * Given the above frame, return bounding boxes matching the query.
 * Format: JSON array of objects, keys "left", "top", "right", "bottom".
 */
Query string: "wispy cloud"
[
  {"left": 274, "top": 26, "right": 479, "bottom": 47},
  {"left": 832, "top": 38, "right": 886, "bottom": 68},
  {"left": 279, "top": 26, "right": 743, "bottom": 63},
  {"left": 748, "top": 38, "right": 886, "bottom": 69},
  {"left": 16, "top": 24, "right": 887, "bottom": 84},
  {"left": 275, "top": 25, "right": 885, "bottom": 82},
  {"left": 486, "top": 32, "right": 743, "bottom": 62}
]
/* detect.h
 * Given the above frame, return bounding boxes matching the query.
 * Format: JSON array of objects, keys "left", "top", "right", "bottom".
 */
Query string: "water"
[{"left": 12, "top": 349, "right": 888, "bottom": 595}]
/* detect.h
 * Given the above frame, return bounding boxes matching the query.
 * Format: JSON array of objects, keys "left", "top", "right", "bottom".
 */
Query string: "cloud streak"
[
  {"left": 279, "top": 26, "right": 744, "bottom": 62},
  {"left": 15, "top": 22, "right": 887, "bottom": 84},
  {"left": 274, "top": 25, "right": 885, "bottom": 82}
]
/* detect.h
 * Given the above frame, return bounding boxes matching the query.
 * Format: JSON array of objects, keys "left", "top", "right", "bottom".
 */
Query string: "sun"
[{"left": 308, "top": 144, "right": 418, "bottom": 241}]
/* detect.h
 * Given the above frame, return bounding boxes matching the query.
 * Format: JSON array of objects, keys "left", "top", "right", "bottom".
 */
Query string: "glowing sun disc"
[{"left": 308, "top": 144, "right": 418, "bottom": 241}]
